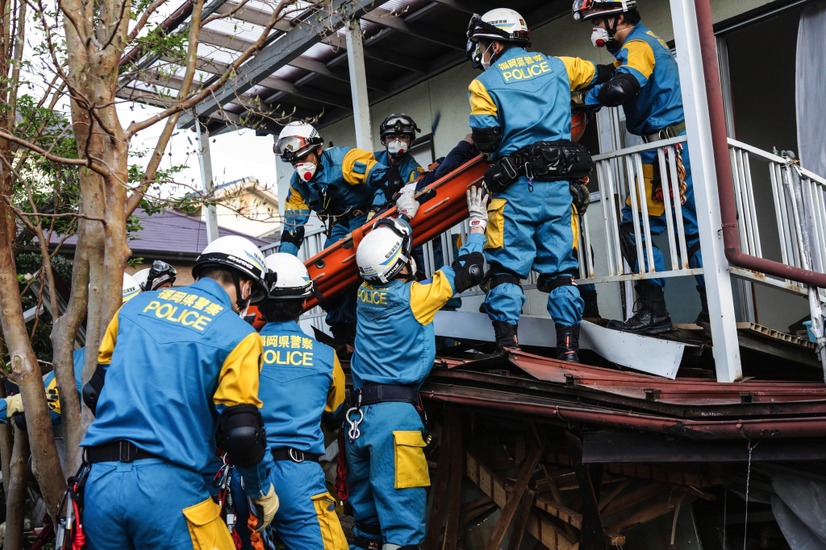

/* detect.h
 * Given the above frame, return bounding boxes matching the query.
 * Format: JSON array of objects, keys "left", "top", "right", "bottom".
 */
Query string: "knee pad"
[
  {"left": 481, "top": 265, "right": 521, "bottom": 293},
  {"left": 536, "top": 274, "right": 576, "bottom": 294}
]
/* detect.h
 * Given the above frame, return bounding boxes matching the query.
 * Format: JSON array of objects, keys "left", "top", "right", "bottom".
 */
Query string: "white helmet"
[
  {"left": 192, "top": 236, "right": 268, "bottom": 304},
  {"left": 263, "top": 253, "right": 314, "bottom": 300},
  {"left": 274, "top": 121, "right": 323, "bottom": 163},
  {"left": 466, "top": 9, "right": 531, "bottom": 45},
  {"left": 133, "top": 268, "right": 150, "bottom": 291},
  {"left": 122, "top": 273, "right": 141, "bottom": 302},
  {"left": 356, "top": 218, "right": 413, "bottom": 284},
  {"left": 572, "top": 0, "right": 636, "bottom": 22}
]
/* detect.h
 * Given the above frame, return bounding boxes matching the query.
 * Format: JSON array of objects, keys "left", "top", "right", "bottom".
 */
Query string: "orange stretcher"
[{"left": 301, "top": 155, "right": 488, "bottom": 311}]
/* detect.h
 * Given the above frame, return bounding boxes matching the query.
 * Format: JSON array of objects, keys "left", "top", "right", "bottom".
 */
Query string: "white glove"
[
  {"left": 252, "top": 484, "right": 280, "bottom": 532},
  {"left": 466, "top": 187, "right": 489, "bottom": 231},
  {"left": 5, "top": 394, "right": 24, "bottom": 418},
  {"left": 396, "top": 183, "right": 419, "bottom": 220}
]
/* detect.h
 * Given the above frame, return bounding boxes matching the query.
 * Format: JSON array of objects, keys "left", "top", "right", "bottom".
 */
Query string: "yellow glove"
[
  {"left": 5, "top": 394, "right": 24, "bottom": 418},
  {"left": 252, "top": 484, "right": 279, "bottom": 532}
]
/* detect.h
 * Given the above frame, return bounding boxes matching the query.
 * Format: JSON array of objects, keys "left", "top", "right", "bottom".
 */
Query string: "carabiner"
[{"left": 345, "top": 406, "right": 364, "bottom": 441}]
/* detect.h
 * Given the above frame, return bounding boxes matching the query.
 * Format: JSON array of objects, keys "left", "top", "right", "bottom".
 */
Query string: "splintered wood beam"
[
  {"left": 506, "top": 489, "right": 536, "bottom": 550},
  {"left": 598, "top": 479, "right": 632, "bottom": 512},
  {"left": 466, "top": 453, "right": 625, "bottom": 549},
  {"left": 443, "top": 412, "right": 464, "bottom": 550},
  {"left": 600, "top": 483, "right": 667, "bottom": 518},
  {"left": 485, "top": 442, "right": 543, "bottom": 550},
  {"left": 607, "top": 492, "right": 693, "bottom": 533}
]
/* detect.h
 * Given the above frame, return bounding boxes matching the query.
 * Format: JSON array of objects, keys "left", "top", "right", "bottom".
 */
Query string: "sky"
[{"left": 124, "top": 103, "right": 281, "bottom": 197}]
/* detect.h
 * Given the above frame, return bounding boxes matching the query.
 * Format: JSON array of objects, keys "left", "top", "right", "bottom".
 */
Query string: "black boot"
[
  {"left": 555, "top": 323, "right": 580, "bottom": 362},
  {"left": 492, "top": 320, "right": 519, "bottom": 352},
  {"left": 695, "top": 285, "right": 710, "bottom": 325},
  {"left": 607, "top": 283, "right": 673, "bottom": 335},
  {"left": 581, "top": 289, "right": 601, "bottom": 321}
]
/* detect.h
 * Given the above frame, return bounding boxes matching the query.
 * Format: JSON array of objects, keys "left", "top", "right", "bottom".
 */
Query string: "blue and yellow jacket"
[
  {"left": 468, "top": 47, "right": 601, "bottom": 159},
  {"left": 258, "top": 320, "right": 345, "bottom": 455},
  {"left": 585, "top": 23, "right": 684, "bottom": 136},
  {"left": 82, "top": 278, "right": 273, "bottom": 491},
  {"left": 351, "top": 231, "right": 486, "bottom": 389},
  {"left": 374, "top": 150, "right": 425, "bottom": 185},
  {"left": 282, "top": 147, "right": 392, "bottom": 253}
]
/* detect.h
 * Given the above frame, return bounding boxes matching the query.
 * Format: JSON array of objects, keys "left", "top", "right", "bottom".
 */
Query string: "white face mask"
[
  {"left": 591, "top": 26, "right": 611, "bottom": 48},
  {"left": 294, "top": 162, "right": 317, "bottom": 182},
  {"left": 387, "top": 139, "right": 409, "bottom": 156},
  {"left": 480, "top": 42, "right": 495, "bottom": 70}
]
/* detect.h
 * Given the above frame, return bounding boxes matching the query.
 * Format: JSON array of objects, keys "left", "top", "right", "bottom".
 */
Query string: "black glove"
[{"left": 570, "top": 180, "right": 591, "bottom": 214}]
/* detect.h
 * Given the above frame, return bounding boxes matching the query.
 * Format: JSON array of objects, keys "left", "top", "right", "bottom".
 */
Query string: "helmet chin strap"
[
  {"left": 602, "top": 15, "right": 621, "bottom": 47},
  {"left": 232, "top": 273, "right": 251, "bottom": 313}
]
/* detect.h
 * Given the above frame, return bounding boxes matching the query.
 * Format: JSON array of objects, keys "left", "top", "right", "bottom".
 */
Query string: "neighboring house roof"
[
  {"left": 188, "top": 176, "right": 281, "bottom": 241},
  {"left": 54, "top": 207, "right": 271, "bottom": 259}
]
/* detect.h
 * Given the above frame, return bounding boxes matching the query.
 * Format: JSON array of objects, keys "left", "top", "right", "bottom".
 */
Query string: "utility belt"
[
  {"left": 355, "top": 384, "right": 420, "bottom": 407},
  {"left": 484, "top": 140, "right": 594, "bottom": 194},
  {"left": 271, "top": 447, "right": 321, "bottom": 463},
  {"left": 346, "top": 384, "right": 423, "bottom": 442},
  {"left": 322, "top": 207, "right": 368, "bottom": 224},
  {"left": 641, "top": 120, "right": 686, "bottom": 143},
  {"left": 83, "top": 440, "right": 162, "bottom": 463}
]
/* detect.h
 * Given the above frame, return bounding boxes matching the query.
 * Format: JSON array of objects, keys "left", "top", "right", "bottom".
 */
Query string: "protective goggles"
[
  {"left": 382, "top": 115, "right": 418, "bottom": 134},
  {"left": 275, "top": 136, "right": 315, "bottom": 163},
  {"left": 466, "top": 13, "right": 506, "bottom": 41}
]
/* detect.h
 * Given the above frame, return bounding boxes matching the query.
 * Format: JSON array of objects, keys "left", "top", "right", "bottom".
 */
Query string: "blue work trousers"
[{"left": 484, "top": 178, "right": 584, "bottom": 327}]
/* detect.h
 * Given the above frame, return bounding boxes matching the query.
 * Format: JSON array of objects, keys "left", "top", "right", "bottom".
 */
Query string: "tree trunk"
[
  {"left": 4, "top": 427, "right": 30, "bottom": 550},
  {"left": 0, "top": 220, "right": 67, "bottom": 515}
]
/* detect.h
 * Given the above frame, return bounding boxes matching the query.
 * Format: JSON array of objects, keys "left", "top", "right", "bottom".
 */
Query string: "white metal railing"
[
  {"left": 289, "top": 139, "right": 826, "bottom": 350},
  {"left": 727, "top": 138, "right": 826, "bottom": 299}
]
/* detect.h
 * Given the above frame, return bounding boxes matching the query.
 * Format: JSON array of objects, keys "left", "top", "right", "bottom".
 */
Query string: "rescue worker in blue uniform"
[
  {"left": 574, "top": 0, "right": 705, "bottom": 333},
  {"left": 466, "top": 8, "right": 612, "bottom": 361},
  {"left": 344, "top": 186, "right": 488, "bottom": 549},
  {"left": 374, "top": 113, "right": 425, "bottom": 185},
  {"left": 275, "top": 121, "right": 404, "bottom": 351},
  {"left": 0, "top": 274, "right": 141, "bottom": 424},
  {"left": 80, "top": 236, "right": 280, "bottom": 550},
  {"left": 232, "top": 252, "right": 348, "bottom": 550},
  {"left": 133, "top": 259, "right": 177, "bottom": 291}
]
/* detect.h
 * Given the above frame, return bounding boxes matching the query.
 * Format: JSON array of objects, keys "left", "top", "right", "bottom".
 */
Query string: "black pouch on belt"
[
  {"left": 483, "top": 156, "right": 519, "bottom": 194},
  {"left": 522, "top": 140, "right": 594, "bottom": 181}
]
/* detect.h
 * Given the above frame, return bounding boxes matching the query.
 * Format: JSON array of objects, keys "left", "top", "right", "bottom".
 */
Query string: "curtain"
[{"left": 796, "top": 3, "right": 826, "bottom": 177}]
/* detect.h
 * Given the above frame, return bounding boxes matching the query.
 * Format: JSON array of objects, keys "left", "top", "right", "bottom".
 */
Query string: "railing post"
[
  {"left": 670, "top": 0, "right": 742, "bottom": 381},
  {"left": 784, "top": 156, "right": 826, "bottom": 379}
]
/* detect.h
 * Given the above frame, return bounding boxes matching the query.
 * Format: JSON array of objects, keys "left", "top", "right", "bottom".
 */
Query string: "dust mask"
[
  {"left": 387, "top": 139, "right": 409, "bottom": 156},
  {"left": 591, "top": 27, "right": 611, "bottom": 48},
  {"left": 295, "top": 162, "right": 316, "bottom": 182},
  {"left": 480, "top": 43, "right": 495, "bottom": 70}
]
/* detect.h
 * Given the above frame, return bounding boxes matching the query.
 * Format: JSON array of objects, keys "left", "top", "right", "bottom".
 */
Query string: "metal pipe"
[
  {"left": 695, "top": 0, "right": 826, "bottom": 288},
  {"left": 424, "top": 391, "right": 826, "bottom": 440}
]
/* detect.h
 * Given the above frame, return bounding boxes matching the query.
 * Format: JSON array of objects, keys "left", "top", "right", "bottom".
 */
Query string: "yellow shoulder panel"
[
  {"left": 97, "top": 314, "right": 119, "bottom": 365},
  {"left": 410, "top": 273, "right": 456, "bottom": 325},
  {"left": 342, "top": 149, "right": 378, "bottom": 185},
  {"left": 213, "top": 331, "right": 264, "bottom": 408},
  {"left": 469, "top": 79, "right": 498, "bottom": 117},
  {"left": 326, "top": 354, "right": 346, "bottom": 413},
  {"left": 560, "top": 56, "right": 597, "bottom": 91},
  {"left": 623, "top": 40, "right": 656, "bottom": 80}
]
